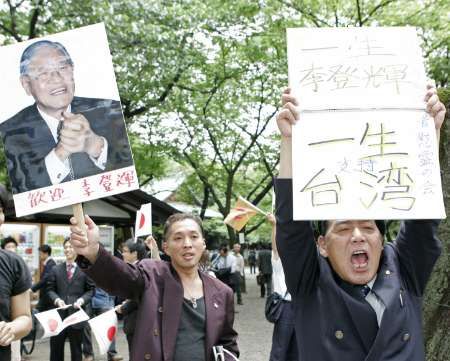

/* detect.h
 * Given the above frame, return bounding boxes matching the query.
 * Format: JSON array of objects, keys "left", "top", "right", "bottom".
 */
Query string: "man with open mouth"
[
  {"left": 274, "top": 85, "right": 445, "bottom": 361},
  {"left": 0, "top": 39, "right": 133, "bottom": 194}
]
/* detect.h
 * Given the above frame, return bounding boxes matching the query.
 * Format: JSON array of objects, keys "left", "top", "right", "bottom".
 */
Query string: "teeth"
[{"left": 353, "top": 250, "right": 365, "bottom": 255}]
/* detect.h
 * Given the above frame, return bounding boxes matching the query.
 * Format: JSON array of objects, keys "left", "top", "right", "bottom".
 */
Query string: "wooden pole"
[{"left": 72, "top": 203, "right": 87, "bottom": 235}]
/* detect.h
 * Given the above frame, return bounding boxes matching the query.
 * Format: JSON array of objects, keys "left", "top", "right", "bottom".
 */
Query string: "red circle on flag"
[
  {"left": 107, "top": 326, "right": 116, "bottom": 341},
  {"left": 48, "top": 319, "right": 58, "bottom": 332},
  {"left": 139, "top": 214, "right": 146, "bottom": 229}
]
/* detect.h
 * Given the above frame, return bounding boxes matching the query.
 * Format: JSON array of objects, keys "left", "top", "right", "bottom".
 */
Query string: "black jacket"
[
  {"left": 47, "top": 262, "right": 95, "bottom": 330},
  {"left": 275, "top": 178, "right": 441, "bottom": 361}
]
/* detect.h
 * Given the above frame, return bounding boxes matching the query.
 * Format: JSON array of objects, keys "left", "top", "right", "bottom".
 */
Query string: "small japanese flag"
[
  {"left": 224, "top": 197, "right": 267, "bottom": 231},
  {"left": 35, "top": 308, "right": 63, "bottom": 338},
  {"left": 135, "top": 202, "right": 152, "bottom": 238},
  {"left": 88, "top": 309, "right": 118, "bottom": 355},
  {"left": 61, "top": 308, "right": 89, "bottom": 329}
]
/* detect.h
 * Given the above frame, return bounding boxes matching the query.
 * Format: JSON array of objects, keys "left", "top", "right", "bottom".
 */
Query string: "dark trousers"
[
  {"left": 260, "top": 274, "right": 272, "bottom": 297},
  {"left": 232, "top": 272, "right": 242, "bottom": 304},
  {"left": 249, "top": 263, "right": 256, "bottom": 274},
  {"left": 269, "top": 301, "right": 298, "bottom": 361},
  {"left": 126, "top": 333, "right": 134, "bottom": 360},
  {"left": 82, "top": 323, "right": 94, "bottom": 357},
  {"left": 50, "top": 327, "right": 83, "bottom": 361}
]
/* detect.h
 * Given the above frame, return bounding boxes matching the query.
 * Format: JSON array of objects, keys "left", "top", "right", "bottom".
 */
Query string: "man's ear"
[
  {"left": 20, "top": 75, "right": 32, "bottom": 96},
  {"left": 317, "top": 235, "right": 329, "bottom": 257},
  {"left": 162, "top": 241, "right": 169, "bottom": 255}
]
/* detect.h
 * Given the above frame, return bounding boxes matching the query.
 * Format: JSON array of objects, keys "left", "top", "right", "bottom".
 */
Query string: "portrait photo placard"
[{"left": 0, "top": 23, "right": 138, "bottom": 216}]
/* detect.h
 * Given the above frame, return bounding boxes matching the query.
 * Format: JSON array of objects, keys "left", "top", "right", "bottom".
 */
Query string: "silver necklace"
[{"left": 184, "top": 287, "right": 198, "bottom": 308}]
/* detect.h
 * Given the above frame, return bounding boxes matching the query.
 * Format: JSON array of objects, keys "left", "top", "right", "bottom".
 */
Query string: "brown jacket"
[{"left": 77, "top": 247, "right": 239, "bottom": 361}]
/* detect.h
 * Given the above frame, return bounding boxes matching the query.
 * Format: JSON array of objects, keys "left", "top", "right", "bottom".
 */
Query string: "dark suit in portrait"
[
  {"left": 31, "top": 257, "right": 56, "bottom": 311},
  {"left": 0, "top": 96, "right": 133, "bottom": 194},
  {"left": 47, "top": 262, "right": 95, "bottom": 361}
]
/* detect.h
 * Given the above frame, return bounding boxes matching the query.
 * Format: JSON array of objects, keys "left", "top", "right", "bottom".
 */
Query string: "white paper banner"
[
  {"left": 292, "top": 110, "right": 445, "bottom": 220},
  {"left": 287, "top": 27, "right": 426, "bottom": 111}
]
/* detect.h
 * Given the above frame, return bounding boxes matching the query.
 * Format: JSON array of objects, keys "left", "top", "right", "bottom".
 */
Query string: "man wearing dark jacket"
[
  {"left": 47, "top": 238, "right": 94, "bottom": 361},
  {"left": 32, "top": 244, "right": 56, "bottom": 311},
  {"left": 274, "top": 86, "right": 445, "bottom": 361},
  {"left": 257, "top": 244, "right": 272, "bottom": 298}
]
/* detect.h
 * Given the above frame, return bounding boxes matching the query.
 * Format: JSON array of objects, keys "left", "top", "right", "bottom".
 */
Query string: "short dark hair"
[
  {"left": 20, "top": 40, "right": 73, "bottom": 76},
  {"left": 39, "top": 244, "right": 52, "bottom": 255},
  {"left": 1, "top": 236, "right": 17, "bottom": 249},
  {"left": 163, "top": 213, "right": 204, "bottom": 240},
  {"left": 124, "top": 239, "right": 146, "bottom": 261},
  {"left": 317, "top": 220, "right": 386, "bottom": 236},
  {"left": 0, "top": 184, "right": 9, "bottom": 210},
  {"left": 63, "top": 237, "right": 71, "bottom": 247}
]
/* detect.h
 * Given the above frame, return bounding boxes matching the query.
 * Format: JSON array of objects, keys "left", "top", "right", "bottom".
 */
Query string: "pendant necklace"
[{"left": 185, "top": 287, "right": 198, "bottom": 309}]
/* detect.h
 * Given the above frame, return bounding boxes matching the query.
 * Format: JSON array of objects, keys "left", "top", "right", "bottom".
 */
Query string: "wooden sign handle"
[{"left": 72, "top": 203, "right": 87, "bottom": 235}]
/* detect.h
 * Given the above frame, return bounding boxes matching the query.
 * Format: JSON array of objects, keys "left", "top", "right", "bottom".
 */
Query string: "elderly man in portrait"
[{"left": 0, "top": 40, "right": 133, "bottom": 194}]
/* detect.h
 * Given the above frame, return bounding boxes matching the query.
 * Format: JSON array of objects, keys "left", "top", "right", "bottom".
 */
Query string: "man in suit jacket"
[
  {"left": 257, "top": 244, "right": 273, "bottom": 298},
  {"left": 273, "top": 86, "right": 445, "bottom": 361},
  {"left": 47, "top": 238, "right": 95, "bottom": 361},
  {"left": 70, "top": 213, "right": 239, "bottom": 361},
  {"left": 0, "top": 39, "right": 133, "bottom": 194},
  {"left": 31, "top": 244, "right": 56, "bottom": 311}
]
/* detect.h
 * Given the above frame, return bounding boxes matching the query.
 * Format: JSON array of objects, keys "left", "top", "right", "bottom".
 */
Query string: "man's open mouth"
[{"left": 351, "top": 250, "right": 368, "bottom": 269}]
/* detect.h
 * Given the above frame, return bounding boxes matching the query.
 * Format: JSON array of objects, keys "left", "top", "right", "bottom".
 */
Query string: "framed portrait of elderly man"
[{"left": 0, "top": 23, "right": 138, "bottom": 217}]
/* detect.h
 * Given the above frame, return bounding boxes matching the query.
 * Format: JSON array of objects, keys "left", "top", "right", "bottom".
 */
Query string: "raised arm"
[
  {"left": 69, "top": 215, "right": 145, "bottom": 300},
  {"left": 394, "top": 85, "right": 445, "bottom": 295},
  {"left": 275, "top": 88, "right": 319, "bottom": 295}
]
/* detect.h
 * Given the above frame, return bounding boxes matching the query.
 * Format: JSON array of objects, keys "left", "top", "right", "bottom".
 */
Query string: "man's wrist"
[{"left": 54, "top": 144, "right": 70, "bottom": 162}]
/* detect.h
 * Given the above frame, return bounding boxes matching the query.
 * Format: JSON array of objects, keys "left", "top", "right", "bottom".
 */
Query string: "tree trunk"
[{"left": 424, "top": 94, "right": 449, "bottom": 361}]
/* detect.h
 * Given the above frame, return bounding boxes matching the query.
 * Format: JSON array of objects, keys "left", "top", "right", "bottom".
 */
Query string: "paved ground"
[{"left": 24, "top": 268, "right": 272, "bottom": 361}]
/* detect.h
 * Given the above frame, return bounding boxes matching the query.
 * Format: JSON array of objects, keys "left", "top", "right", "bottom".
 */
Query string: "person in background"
[
  {"left": 32, "top": 245, "right": 56, "bottom": 312},
  {"left": 114, "top": 239, "right": 146, "bottom": 359},
  {"left": 232, "top": 244, "right": 244, "bottom": 305},
  {"left": 47, "top": 238, "right": 95, "bottom": 361},
  {"left": 257, "top": 243, "right": 272, "bottom": 298},
  {"left": 247, "top": 246, "right": 257, "bottom": 274},
  {"left": 212, "top": 245, "right": 236, "bottom": 290},
  {"left": 0, "top": 184, "right": 32, "bottom": 361},
  {"left": 267, "top": 213, "right": 298, "bottom": 361},
  {"left": 1, "top": 237, "right": 18, "bottom": 253}
]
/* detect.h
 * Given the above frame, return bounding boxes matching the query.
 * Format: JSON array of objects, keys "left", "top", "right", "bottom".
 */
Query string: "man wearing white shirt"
[
  {"left": 0, "top": 40, "right": 133, "bottom": 194},
  {"left": 232, "top": 243, "right": 244, "bottom": 305},
  {"left": 212, "top": 245, "right": 236, "bottom": 289},
  {"left": 47, "top": 238, "right": 94, "bottom": 361}
]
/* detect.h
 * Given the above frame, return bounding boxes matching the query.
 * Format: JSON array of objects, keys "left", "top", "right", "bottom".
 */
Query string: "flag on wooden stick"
[
  {"left": 224, "top": 197, "right": 267, "bottom": 231},
  {"left": 135, "top": 203, "right": 152, "bottom": 239}
]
